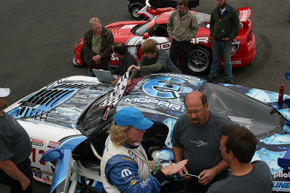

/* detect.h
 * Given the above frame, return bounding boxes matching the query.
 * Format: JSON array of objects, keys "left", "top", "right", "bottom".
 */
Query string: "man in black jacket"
[
  {"left": 208, "top": 0, "right": 240, "bottom": 84},
  {"left": 83, "top": 17, "right": 114, "bottom": 76}
]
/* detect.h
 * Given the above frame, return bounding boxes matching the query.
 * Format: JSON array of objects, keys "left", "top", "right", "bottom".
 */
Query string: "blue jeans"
[
  {"left": 88, "top": 60, "right": 111, "bottom": 77},
  {"left": 209, "top": 39, "right": 233, "bottom": 80}
]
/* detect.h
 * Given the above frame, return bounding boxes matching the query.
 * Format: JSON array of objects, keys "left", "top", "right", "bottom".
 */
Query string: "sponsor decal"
[
  {"left": 31, "top": 166, "right": 42, "bottom": 175},
  {"left": 47, "top": 140, "right": 59, "bottom": 148},
  {"left": 42, "top": 170, "right": 54, "bottom": 176},
  {"left": 273, "top": 170, "right": 290, "bottom": 179},
  {"left": 30, "top": 137, "right": 45, "bottom": 147},
  {"left": 190, "top": 37, "right": 210, "bottom": 44},
  {"left": 121, "top": 169, "right": 132, "bottom": 178},
  {"left": 140, "top": 178, "right": 151, "bottom": 188},
  {"left": 121, "top": 25, "right": 135, "bottom": 29},
  {"left": 231, "top": 40, "right": 240, "bottom": 56},
  {"left": 240, "top": 10, "right": 249, "bottom": 22},
  {"left": 124, "top": 175, "right": 135, "bottom": 183},
  {"left": 220, "top": 60, "right": 241, "bottom": 66},
  {"left": 122, "top": 157, "right": 136, "bottom": 163},
  {"left": 124, "top": 97, "right": 182, "bottom": 111},
  {"left": 129, "top": 180, "right": 137, "bottom": 186},
  {"left": 156, "top": 42, "right": 171, "bottom": 50},
  {"left": 142, "top": 77, "right": 186, "bottom": 99},
  {"left": 273, "top": 181, "right": 290, "bottom": 192}
]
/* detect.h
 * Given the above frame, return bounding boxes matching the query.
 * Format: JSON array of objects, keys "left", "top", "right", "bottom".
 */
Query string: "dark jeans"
[
  {"left": 183, "top": 170, "right": 228, "bottom": 193},
  {"left": 170, "top": 39, "right": 191, "bottom": 74},
  {"left": 0, "top": 158, "right": 34, "bottom": 193}
]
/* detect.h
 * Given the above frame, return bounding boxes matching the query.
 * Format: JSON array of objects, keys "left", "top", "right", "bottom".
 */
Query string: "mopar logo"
[{"left": 142, "top": 77, "right": 186, "bottom": 98}]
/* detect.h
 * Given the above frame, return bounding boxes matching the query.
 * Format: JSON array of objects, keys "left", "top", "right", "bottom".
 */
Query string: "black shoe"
[
  {"left": 225, "top": 79, "right": 233, "bottom": 84},
  {"left": 208, "top": 78, "right": 216, "bottom": 83}
]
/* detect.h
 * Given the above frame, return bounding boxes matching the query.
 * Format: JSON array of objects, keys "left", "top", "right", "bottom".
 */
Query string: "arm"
[
  {"left": 107, "top": 156, "right": 187, "bottom": 193},
  {"left": 167, "top": 13, "right": 173, "bottom": 38},
  {"left": 172, "top": 146, "right": 191, "bottom": 180},
  {"left": 83, "top": 31, "right": 96, "bottom": 59},
  {"left": 209, "top": 12, "right": 215, "bottom": 38},
  {"left": 0, "top": 159, "right": 30, "bottom": 190},
  {"left": 100, "top": 29, "right": 114, "bottom": 60},
  {"left": 189, "top": 14, "right": 199, "bottom": 40},
  {"left": 229, "top": 10, "right": 240, "bottom": 41},
  {"left": 198, "top": 159, "right": 229, "bottom": 185}
]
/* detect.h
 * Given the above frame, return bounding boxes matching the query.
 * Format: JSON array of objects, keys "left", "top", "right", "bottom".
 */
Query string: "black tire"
[
  {"left": 160, "top": 181, "right": 184, "bottom": 193},
  {"left": 130, "top": 5, "right": 143, "bottom": 20},
  {"left": 188, "top": 46, "right": 212, "bottom": 75}
]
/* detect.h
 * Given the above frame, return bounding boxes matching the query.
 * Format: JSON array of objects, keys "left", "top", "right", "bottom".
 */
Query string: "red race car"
[{"left": 73, "top": 7, "right": 256, "bottom": 74}]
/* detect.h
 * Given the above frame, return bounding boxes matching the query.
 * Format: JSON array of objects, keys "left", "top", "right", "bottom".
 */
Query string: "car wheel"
[
  {"left": 130, "top": 5, "right": 143, "bottom": 20},
  {"left": 188, "top": 46, "right": 212, "bottom": 75},
  {"left": 160, "top": 181, "right": 184, "bottom": 193}
]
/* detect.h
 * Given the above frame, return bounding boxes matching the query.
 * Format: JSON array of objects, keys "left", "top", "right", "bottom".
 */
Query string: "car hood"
[
  {"left": 106, "top": 21, "right": 146, "bottom": 36},
  {"left": 5, "top": 76, "right": 113, "bottom": 130}
]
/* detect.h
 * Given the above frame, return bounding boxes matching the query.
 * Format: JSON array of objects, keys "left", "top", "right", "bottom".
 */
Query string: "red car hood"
[{"left": 106, "top": 21, "right": 146, "bottom": 36}]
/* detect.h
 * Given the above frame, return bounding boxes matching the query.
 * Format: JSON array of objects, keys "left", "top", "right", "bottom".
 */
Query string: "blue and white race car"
[{"left": 5, "top": 73, "right": 290, "bottom": 192}]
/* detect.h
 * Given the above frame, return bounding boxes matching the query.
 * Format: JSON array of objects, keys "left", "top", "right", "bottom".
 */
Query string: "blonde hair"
[
  {"left": 141, "top": 39, "right": 157, "bottom": 54},
  {"left": 89, "top": 17, "right": 101, "bottom": 26},
  {"left": 108, "top": 122, "right": 131, "bottom": 146}
]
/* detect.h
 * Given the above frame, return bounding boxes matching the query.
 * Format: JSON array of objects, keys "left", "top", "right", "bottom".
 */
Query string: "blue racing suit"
[{"left": 100, "top": 135, "right": 166, "bottom": 193}]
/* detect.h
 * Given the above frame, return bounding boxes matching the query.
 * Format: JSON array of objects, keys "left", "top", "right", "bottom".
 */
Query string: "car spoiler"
[{"left": 237, "top": 7, "right": 251, "bottom": 23}]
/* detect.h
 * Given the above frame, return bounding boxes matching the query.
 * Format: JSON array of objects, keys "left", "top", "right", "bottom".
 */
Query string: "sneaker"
[
  {"left": 225, "top": 79, "right": 233, "bottom": 84},
  {"left": 208, "top": 78, "right": 216, "bottom": 83}
]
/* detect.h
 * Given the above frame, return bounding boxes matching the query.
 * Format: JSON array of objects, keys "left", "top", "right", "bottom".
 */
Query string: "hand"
[
  {"left": 198, "top": 168, "right": 217, "bottom": 185},
  {"left": 111, "top": 77, "right": 120, "bottom": 85},
  {"left": 178, "top": 166, "right": 191, "bottom": 180},
  {"left": 222, "top": 37, "right": 230, "bottom": 42},
  {"left": 128, "top": 65, "right": 140, "bottom": 72},
  {"left": 161, "top": 159, "right": 188, "bottom": 176},
  {"left": 127, "top": 79, "right": 132, "bottom": 85},
  {"left": 92, "top": 55, "right": 101, "bottom": 61},
  {"left": 20, "top": 177, "right": 30, "bottom": 190}
]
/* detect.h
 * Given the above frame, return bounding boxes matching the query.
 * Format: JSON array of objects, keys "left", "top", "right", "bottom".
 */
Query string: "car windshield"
[
  {"left": 134, "top": 21, "right": 151, "bottom": 36},
  {"left": 202, "top": 83, "right": 285, "bottom": 139},
  {"left": 195, "top": 12, "right": 211, "bottom": 29}
]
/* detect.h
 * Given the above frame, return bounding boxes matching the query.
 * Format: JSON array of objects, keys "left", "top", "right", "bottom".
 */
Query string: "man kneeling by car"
[{"left": 127, "top": 39, "right": 181, "bottom": 85}]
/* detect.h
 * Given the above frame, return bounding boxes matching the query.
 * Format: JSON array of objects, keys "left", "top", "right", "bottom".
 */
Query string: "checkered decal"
[{"left": 99, "top": 71, "right": 129, "bottom": 107}]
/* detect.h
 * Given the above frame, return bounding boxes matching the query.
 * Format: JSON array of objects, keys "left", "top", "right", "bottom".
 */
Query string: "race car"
[
  {"left": 128, "top": 0, "right": 199, "bottom": 19},
  {"left": 73, "top": 7, "right": 256, "bottom": 75},
  {"left": 4, "top": 72, "right": 290, "bottom": 192}
]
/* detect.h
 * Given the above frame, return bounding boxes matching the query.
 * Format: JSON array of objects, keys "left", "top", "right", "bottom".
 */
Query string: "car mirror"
[
  {"left": 143, "top": 32, "right": 149, "bottom": 39},
  {"left": 41, "top": 148, "right": 63, "bottom": 162}
]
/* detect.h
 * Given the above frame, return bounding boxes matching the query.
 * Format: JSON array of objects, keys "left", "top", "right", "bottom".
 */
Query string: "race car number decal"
[{"left": 31, "top": 148, "right": 46, "bottom": 165}]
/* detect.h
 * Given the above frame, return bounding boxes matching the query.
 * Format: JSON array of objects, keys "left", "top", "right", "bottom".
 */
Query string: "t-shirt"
[
  {"left": 0, "top": 112, "right": 32, "bottom": 166},
  {"left": 111, "top": 52, "right": 138, "bottom": 76},
  {"left": 207, "top": 161, "right": 273, "bottom": 193},
  {"left": 171, "top": 111, "right": 234, "bottom": 176}
]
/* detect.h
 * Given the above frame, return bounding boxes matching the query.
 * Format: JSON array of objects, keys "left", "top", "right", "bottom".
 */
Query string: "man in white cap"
[
  {"left": 0, "top": 88, "right": 34, "bottom": 193},
  {"left": 100, "top": 107, "right": 188, "bottom": 193}
]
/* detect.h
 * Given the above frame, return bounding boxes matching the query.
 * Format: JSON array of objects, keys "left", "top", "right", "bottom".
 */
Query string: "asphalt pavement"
[{"left": 1, "top": 0, "right": 290, "bottom": 192}]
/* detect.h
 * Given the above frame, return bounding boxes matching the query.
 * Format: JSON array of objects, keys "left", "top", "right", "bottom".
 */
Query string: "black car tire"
[
  {"left": 160, "top": 181, "right": 184, "bottom": 193},
  {"left": 130, "top": 5, "right": 143, "bottom": 19},
  {"left": 188, "top": 46, "right": 212, "bottom": 75}
]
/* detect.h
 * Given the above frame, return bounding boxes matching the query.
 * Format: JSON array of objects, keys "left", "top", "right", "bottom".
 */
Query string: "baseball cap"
[
  {"left": 0, "top": 88, "right": 10, "bottom": 97},
  {"left": 114, "top": 107, "right": 153, "bottom": 130}
]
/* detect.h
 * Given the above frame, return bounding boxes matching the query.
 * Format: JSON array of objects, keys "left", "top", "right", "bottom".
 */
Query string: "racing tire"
[
  {"left": 130, "top": 5, "right": 143, "bottom": 20},
  {"left": 160, "top": 181, "right": 184, "bottom": 193},
  {"left": 188, "top": 46, "right": 212, "bottom": 75}
]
